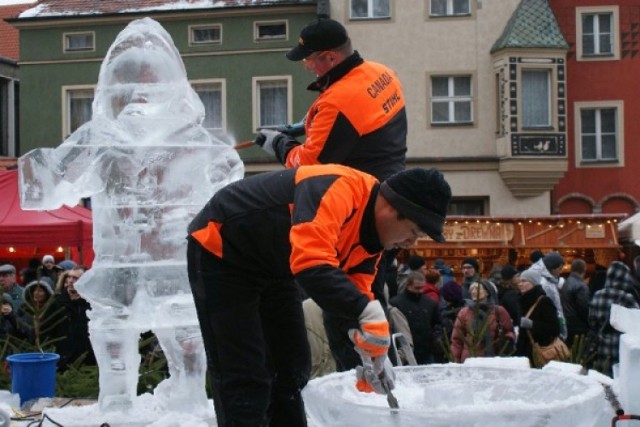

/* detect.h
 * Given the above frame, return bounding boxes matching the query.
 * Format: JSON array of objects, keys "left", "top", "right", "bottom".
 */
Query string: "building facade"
[
  {"left": 9, "top": 0, "right": 319, "bottom": 173},
  {"left": 549, "top": 0, "right": 640, "bottom": 216}
]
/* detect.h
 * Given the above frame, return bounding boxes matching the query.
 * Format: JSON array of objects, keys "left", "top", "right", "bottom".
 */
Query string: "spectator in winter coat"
[
  {"left": 41, "top": 254, "right": 62, "bottom": 285},
  {"left": 390, "top": 271, "right": 442, "bottom": 365},
  {"left": 0, "top": 264, "right": 24, "bottom": 312},
  {"left": 397, "top": 255, "right": 427, "bottom": 294},
  {"left": 54, "top": 267, "right": 95, "bottom": 371},
  {"left": 451, "top": 280, "right": 515, "bottom": 363},
  {"left": 422, "top": 269, "right": 441, "bottom": 305},
  {"left": 460, "top": 258, "right": 481, "bottom": 300},
  {"left": 516, "top": 270, "right": 561, "bottom": 367},
  {"left": 439, "top": 280, "right": 464, "bottom": 347},
  {"left": 0, "top": 293, "right": 19, "bottom": 340},
  {"left": 496, "top": 265, "right": 521, "bottom": 326},
  {"left": 560, "top": 259, "right": 590, "bottom": 347},
  {"left": 589, "top": 261, "right": 640, "bottom": 377},
  {"left": 16, "top": 279, "right": 63, "bottom": 347},
  {"left": 527, "top": 252, "right": 568, "bottom": 340},
  {"left": 434, "top": 258, "right": 454, "bottom": 287}
]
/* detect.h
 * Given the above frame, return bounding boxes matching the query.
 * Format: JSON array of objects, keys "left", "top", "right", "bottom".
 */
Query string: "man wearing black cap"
[
  {"left": 0, "top": 264, "right": 24, "bottom": 311},
  {"left": 187, "top": 164, "right": 451, "bottom": 426},
  {"left": 253, "top": 17, "right": 407, "bottom": 183}
]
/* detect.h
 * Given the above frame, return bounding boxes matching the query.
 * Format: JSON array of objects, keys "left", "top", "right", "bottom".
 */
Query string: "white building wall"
[{"left": 329, "top": 0, "right": 551, "bottom": 215}]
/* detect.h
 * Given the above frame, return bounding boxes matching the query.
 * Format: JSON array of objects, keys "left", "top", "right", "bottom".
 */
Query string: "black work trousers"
[{"left": 187, "top": 239, "right": 310, "bottom": 427}]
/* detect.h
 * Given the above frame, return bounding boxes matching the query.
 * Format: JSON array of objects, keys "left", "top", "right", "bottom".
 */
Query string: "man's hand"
[
  {"left": 253, "top": 129, "right": 284, "bottom": 155},
  {"left": 348, "top": 300, "right": 390, "bottom": 358},
  {"left": 355, "top": 355, "right": 396, "bottom": 394}
]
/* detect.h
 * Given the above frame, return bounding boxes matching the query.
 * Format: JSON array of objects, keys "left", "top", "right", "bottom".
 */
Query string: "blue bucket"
[{"left": 6, "top": 353, "right": 60, "bottom": 405}]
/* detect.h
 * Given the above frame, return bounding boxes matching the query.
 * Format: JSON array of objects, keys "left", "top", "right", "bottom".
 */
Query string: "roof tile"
[{"left": 491, "top": 0, "right": 568, "bottom": 53}]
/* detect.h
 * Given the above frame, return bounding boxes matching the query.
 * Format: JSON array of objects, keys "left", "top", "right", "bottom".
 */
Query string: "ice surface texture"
[
  {"left": 303, "top": 364, "right": 607, "bottom": 427},
  {"left": 18, "top": 17, "right": 244, "bottom": 417}
]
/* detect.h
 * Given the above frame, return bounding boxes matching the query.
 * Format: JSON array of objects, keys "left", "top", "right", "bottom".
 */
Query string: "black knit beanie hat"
[{"left": 380, "top": 168, "right": 452, "bottom": 242}]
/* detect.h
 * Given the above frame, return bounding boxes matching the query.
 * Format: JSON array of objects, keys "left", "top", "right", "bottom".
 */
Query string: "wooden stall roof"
[{"left": 414, "top": 214, "right": 627, "bottom": 250}]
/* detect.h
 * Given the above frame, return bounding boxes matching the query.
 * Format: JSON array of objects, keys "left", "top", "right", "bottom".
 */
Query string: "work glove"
[
  {"left": 348, "top": 300, "right": 390, "bottom": 359},
  {"left": 520, "top": 317, "right": 533, "bottom": 329},
  {"left": 253, "top": 129, "right": 285, "bottom": 155},
  {"left": 355, "top": 354, "right": 396, "bottom": 394}
]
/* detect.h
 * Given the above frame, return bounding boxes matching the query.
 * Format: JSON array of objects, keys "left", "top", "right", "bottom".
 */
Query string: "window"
[
  {"left": 192, "top": 80, "right": 225, "bottom": 131},
  {"left": 350, "top": 0, "right": 390, "bottom": 19},
  {"left": 521, "top": 70, "right": 550, "bottom": 128},
  {"left": 582, "top": 13, "right": 612, "bottom": 55},
  {"left": 576, "top": 6, "right": 619, "bottom": 61},
  {"left": 253, "top": 77, "right": 291, "bottom": 130},
  {"left": 63, "top": 32, "right": 94, "bottom": 52},
  {"left": 448, "top": 198, "right": 486, "bottom": 216},
  {"left": 430, "top": 0, "right": 470, "bottom": 17},
  {"left": 581, "top": 108, "right": 617, "bottom": 161},
  {"left": 63, "top": 87, "right": 94, "bottom": 138},
  {"left": 255, "top": 21, "right": 287, "bottom": 41},
  {"left": 575, "top": 101, "right": 624, "bottom": 167},
  {"left": 189, "top": 25, "right": 222, "bottom": 45},
  {"left": 430, "top": 75, "right": 472, "bottom": 125}
]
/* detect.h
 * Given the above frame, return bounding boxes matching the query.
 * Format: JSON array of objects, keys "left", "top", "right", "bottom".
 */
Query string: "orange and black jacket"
[
  {"left": 272, "top": 52, "right": 407, "bottom": 181},
  {"left": 188, "top": 164, "right": 383, "bottom": 318}
]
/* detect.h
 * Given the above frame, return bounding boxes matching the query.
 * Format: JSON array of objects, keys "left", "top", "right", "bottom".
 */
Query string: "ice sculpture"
[
  {"left": 303, "top": 364, "right": 609, "bottom": 427},
  {"left": 18, "top": 17, "right": 244, "bottom": 418},
  {"left": 610, "top": 304, "right": 640, "bottom": 416}
]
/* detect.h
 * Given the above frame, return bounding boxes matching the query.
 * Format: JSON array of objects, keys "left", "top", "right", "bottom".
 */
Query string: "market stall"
[
  {"left": 406, "top": 214, "right": 625, "bottom": 280},
  {"left": 0, "top": 170, "right": 94, "bottom": 274}
]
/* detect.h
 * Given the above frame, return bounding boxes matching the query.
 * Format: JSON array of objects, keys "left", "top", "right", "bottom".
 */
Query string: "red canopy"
[{"left": 0, "top": 169, "right": 93, "bottom": 250}]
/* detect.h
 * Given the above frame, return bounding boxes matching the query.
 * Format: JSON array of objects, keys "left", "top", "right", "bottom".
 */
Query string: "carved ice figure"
[{"left": 18, "top": 17, "right": 244, "bottom": 415}]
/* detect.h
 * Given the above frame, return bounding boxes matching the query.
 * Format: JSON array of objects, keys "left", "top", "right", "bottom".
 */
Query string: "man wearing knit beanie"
[
  {"left": 527, "top": 251, "right": 567, "bottom": 339},
  {"left": 460, "top": 258, "right": 480, "bottom": 300}
]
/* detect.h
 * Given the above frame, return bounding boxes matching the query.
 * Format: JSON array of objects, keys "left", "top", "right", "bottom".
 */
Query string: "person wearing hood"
[
  {"left": 434, "top": 258, "right": 454, "bottom": 287},
  {"left": 16, "top": 279, "right": 63, "bottom": 347},
  {"left": 389, "top": 271, "right": 442, "bottom": 365},
  {"left": 589, "top": 261, "right": 640, "bottom": 377},
  {"left": 54, "top": 267, "right": 95, "bottom": 371},
  {"left": 516, "top": 270, "right": 561, "bottom": 367},
  {"left": 526, "top": 251, "right": 568, "bottom": 340},
  {"left": 450, "top": 280, "right": 515, "bottom": 363},
  {"left": 0, "top": 293, "right": 19, "bottom": 340}
]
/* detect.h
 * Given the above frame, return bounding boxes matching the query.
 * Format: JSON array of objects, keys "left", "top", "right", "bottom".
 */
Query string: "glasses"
[
  {"left": 66, "top": 275, "right": 81, "bottom": 281},
  {"left": 303, "top": 51, "right": 328, "bottom": 63},
  {"left": 461, "top": 266, "right": 474, "bottom": 270}
]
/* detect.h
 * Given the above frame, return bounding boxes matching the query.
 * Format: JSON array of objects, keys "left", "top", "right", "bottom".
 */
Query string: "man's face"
[
  {"left": 0, "top": 271, "right": 15, "bottom": 290},
  {"left": 43, "top": 260, "right": 55, "bottom": 271},
  {"left": 551, "top": 265, "right": 563, "bottom": 278},
  {"left": 461, "top": 263, "right": 476, "bottom": 278},
  {"left": 376, "top": 211, "right": 426, "bottom": 251},
  {"left": 66, "top": 270, "right": 84, "bottom": 301},
  {"left": 406, "top": 277, "right": 426, "bottom": 294},
  {"left": 302, "top": 51, "right": 335, "bottom": 77}
]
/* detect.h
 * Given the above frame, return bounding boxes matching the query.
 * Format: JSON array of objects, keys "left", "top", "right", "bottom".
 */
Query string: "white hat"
[{"left": 42, "top": 255, "right": 55, "bottom": 264}]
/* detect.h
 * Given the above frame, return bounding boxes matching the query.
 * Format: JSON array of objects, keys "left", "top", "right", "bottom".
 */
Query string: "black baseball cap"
[{"left": 286, "top": 18, "right": 349, "bottom": 61}]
